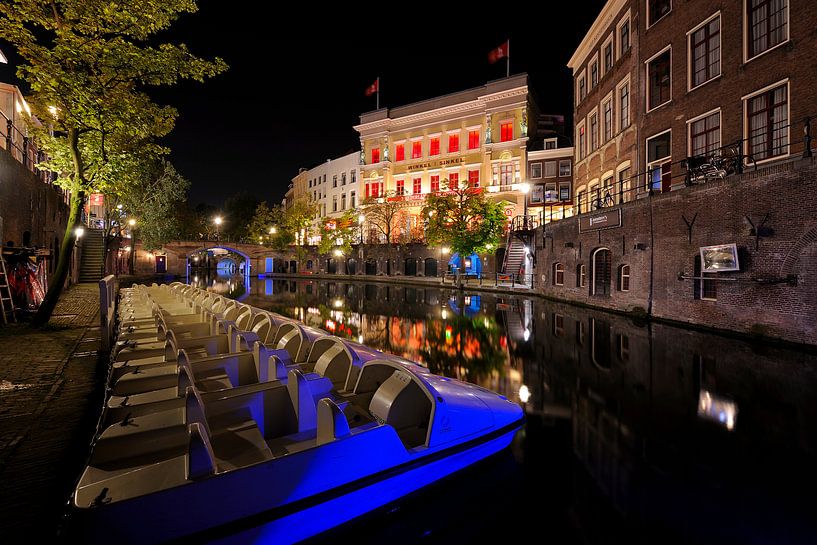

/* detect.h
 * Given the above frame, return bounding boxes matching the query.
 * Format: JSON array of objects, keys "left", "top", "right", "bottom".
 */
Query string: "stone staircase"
[
  {"left": 78, "top": 229, "right": 105, "bottom": 283},
  {"left": 502, "top": 237, "right": 527, "bottom": 278}
]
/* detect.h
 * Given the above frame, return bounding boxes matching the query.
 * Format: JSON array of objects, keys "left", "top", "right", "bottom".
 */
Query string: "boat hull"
[{"left": 68, "top": 421, "right": 521, "bottom": 545}]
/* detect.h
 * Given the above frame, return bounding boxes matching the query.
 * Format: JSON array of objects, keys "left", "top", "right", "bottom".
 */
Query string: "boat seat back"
[
  {"left": 317, "top": 399, "right": 350, "bottom": 445},
  {"left": 276, "top": 325, "right": 303, "bottom": 362},
  {"left": 287, "top": 369, "right": 318, "bottom": 432},
  {"left": 187, "top": 422, "right": 217, "bottom": 479},
  {"left": 312, "top": 342, "right": 352, "bottom": 389},
  {"left": 234, "top": 306, "right": 253, "bottom": 330},
  {"left": 249, "top": 312, "right": 271, "bottom": 331},
  {"left": 369, "top": 370, "right": 431, "bottom": 448},
  {"left": 177, "top": 364, "right": 195, "bottom": 396},
  {"left": 185, "top": 386, "right": 209, "bottom": 433}
]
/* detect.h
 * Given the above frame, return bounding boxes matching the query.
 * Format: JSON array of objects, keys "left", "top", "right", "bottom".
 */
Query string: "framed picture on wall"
[{"left": 700, "top": 243, "right": 739, "bottom": 272}]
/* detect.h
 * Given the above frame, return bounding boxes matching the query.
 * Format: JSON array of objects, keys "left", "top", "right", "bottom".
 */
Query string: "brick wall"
[
  {"left": 535, "top": 157, "right": 817, "bottom": 345},
  {"left": 0, "top": 147, "right": 69, "bottom": 254}
]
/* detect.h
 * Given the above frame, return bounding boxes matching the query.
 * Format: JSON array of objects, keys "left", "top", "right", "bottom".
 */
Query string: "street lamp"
[
  {"left": 519, "top": 183, "right": 531, "bottom": 229},
  {"left": 269, "top": 226, "right": 276, "bottom": 235},
  {"left": 74, "top": 226, "right": 84, "bottom": 239},
  {"left": 127, "top": 218, "right": 136, "bottom": 227},
  {"left": 440, "top": 246, "right": 450, "bottom": 277},
  {"left": 358, "top": 214, "right": 365, "bottom": 244},
  {"left": 214, "top": 216, "right": 223, "bottom": 241}
]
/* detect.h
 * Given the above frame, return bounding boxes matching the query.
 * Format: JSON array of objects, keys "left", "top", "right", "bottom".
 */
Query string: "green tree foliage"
[
  {"left": 120, "top": 161, "right": 190, "bottom": 250},
  {"left": 222, "top": 191, "right": 260, "bottom": 242},
  {"left": 282, "top": 197, "right": 319, "bottom": 246},
  {"left": 248, "top": 202, "right": 293, "bottom": 249},
  {"left": 422, "top": 181, "right": 507, "bottom": 257},
  {"left": 1, "top": 0, "right": 226, "bottom": 324},
  {"left": 317, "top": 210, "right": 357, "bottom": 256}
]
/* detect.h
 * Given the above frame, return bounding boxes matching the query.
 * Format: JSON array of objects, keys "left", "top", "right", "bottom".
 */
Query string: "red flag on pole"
[
  {"left": 364, "top": 78, "right": 379, "bottom": 97},
  {"left": 488, "top": 41, "right": 509, "bottom": 64}
]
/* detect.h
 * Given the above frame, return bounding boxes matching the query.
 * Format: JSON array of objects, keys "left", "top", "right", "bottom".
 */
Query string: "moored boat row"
[{"left": 69, "top": 282, "right": 523, "bottom": 544}]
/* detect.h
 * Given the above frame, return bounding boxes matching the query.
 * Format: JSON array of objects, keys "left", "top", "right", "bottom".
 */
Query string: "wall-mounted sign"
[
  {"left": 578, "top": 208, "right": 622, "bottom": 232},
  {"left": 89, "top": 193, "right": 104, "bottom": 206},
  {"left": 406, "top": 157, "right": 465, "bottom": 172},
  {"left": 700, "top": 243, "right": 739, "bottom": 272}
]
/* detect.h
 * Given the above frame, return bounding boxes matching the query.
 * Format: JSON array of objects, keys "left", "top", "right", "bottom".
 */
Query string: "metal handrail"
[{"left": 0, "top": 107, "right": 54, "bottom": 183}]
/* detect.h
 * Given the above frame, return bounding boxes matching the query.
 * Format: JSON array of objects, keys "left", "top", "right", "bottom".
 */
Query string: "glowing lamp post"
[
  {"left": 358, "top": 214, "right": 365, "bottom": 244},
  {"left": 214, "top": 216, "right": 223, "bottom": 241},
  {"left": 519, "top": 183, "right": 531, "bottom": 229}
]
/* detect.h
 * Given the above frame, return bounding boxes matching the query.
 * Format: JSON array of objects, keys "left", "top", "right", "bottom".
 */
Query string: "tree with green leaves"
[
  {"left": 1, "top": 0, "right": 227, "bottom": 325},
  {"left": 248, "top": 201, "right": 293, "bottom": 249},
  {"left": 317, "top": 210, "right": 357, "bottom": 256},
  {"left": 120, "top": 160, "right": 190, "bottom": 250},
  {"left": 282, "top": 197, "right": 319, "bottom": 246},
  {"left": 422, "top": 181, "right": 507, "bottom": 257}
]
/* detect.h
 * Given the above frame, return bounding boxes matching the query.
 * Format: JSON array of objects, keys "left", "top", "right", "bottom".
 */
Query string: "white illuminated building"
[{"left": 299, "top": 152, "right": 360, "bottom": 243}]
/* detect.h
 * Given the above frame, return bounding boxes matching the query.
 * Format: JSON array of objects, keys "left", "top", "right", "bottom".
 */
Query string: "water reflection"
[{"left": 192, "top": 274, "right": 817, "bottom": 545}]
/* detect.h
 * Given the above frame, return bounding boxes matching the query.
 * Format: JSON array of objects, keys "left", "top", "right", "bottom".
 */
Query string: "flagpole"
[
  {"left": 376, "top": 77, "right": 380, "bottom": 110},
  {"left": 506, "top": 39, "right": 510, "bottom": 78}
]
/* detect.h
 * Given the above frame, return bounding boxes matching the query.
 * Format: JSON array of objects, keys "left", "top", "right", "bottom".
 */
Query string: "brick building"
[
  {"left": 639, "top": 0, "right": 817, "bottom": 192},
  {"left": 568, "top": 0, "right": 639, "bottom": 213},
  {"left": 570, "top": 0, "right": 817, "bottom": 204},
  {"left": 526, "top": 141, "right": 574, "bottom": 223}
]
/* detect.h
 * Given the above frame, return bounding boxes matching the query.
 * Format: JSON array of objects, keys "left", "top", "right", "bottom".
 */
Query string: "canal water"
[{"left": 190, "top": 273, "right": 817, "bottom": 545}]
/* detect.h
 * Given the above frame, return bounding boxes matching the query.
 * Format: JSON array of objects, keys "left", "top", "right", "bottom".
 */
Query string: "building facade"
[
  {"left": 638, "top": 0, "right": 817, "bottom": 192},
  {"left": 570, "top": 0, "right": 817, "bottom": 206},
  {"left": 301, "top": 152, "right": 360, "bottom": 241},
  {"left": 526, "top": 141, "right": 574, "bottom": 223},
  {"left": 354, "top": 74, "right": 538, "bottom": 240},
  {"left": 569, "top": 0, "right": 639, "bottom": 213}
]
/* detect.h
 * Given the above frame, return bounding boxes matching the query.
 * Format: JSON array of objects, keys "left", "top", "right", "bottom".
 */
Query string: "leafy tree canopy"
[{"left": 422, "top": 182, "right": 507, "bottom": 257}]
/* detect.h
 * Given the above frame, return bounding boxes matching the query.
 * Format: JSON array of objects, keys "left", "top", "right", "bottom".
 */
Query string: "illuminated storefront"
[{"left": 354, "top": 74, "right": 537, "bottom": 239}]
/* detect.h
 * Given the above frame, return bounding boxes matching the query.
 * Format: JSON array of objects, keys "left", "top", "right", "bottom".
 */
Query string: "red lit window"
[
  {"left": 429, "top": 137, "right": 440, "bottom": 156},
  {"left": 448, "top": 134, "right": 459, "bottom": 153},
  {"left": 431, "top": 175, "right": 440, "bottom": 192},
  {"left": 371, "top": 148, "right": 380, "bottom": 163},
  {"left": 395, "top": 143, "right": 405, "bottom": 161},
  {"left": 413, "top": 177, "right": 422, "bottom": 194},
  {"left": 468, "top": 169, "right": 480, "bottom": 188},
  {"left": 365, "top": 182, "right": 382, "bottom": 198},
  {"left": 411, "top": 141, "right": 422, "bottom": 159},
  {"left": 500, "top": 122, "right": 513, "bottom": 142},
  {"left": 396, "top": 179, "right": 405, "bottom": 195},
  {"left": 468, "top": 130, "right": 480, "bottom": 149},
  {"left": 448, "top": 173, "right": 459, "bottom": 190}
]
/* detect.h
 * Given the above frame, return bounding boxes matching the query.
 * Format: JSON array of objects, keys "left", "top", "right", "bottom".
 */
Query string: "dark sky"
[{"left": 1, "top": 3, "right": 606, "bottom": 206}]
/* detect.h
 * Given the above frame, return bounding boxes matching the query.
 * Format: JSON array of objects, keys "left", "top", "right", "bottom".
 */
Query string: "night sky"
[{"left": 1, "top": 3, "right": 606, "bottom": 206}]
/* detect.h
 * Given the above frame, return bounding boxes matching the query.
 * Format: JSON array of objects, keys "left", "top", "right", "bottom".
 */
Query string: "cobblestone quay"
[{"left": 0, "top": 283, "right": 107, "bottom": 541}]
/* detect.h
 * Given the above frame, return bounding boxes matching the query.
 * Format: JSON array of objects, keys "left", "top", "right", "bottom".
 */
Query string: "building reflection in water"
[{"left": 191, "top": 275, "right": 817, "bottom": 545}]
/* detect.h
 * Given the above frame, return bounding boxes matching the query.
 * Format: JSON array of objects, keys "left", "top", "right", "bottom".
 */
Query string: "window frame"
[
  {"left": 395, "top": 142, "right": 405, "bottom": 162},
  {"left": 618, "top": 264, "right": 631, "bottom": 291},
  {"left": 447, "top": 132, "right": 460, "bottom": 154},
  {"left": 743, "top": 0, "right": 790, "bottom": 63},
  {"left": 577, "top": 263, "right": 586, "bottom": 288},
  {"left": 602, "top": 33, "right": 614, "bottom": 77},
  {"left": 602, "top": 91, "right": 614, "bottom": 142},
  {"left": 589, "top": 107, "right": 599, "bottom": 152},
  {"left": 396, "top": 178, "right": 405, "bottom": 196},
  {"left": 429, "top": 135, "right": 441, "bottom": 156},
  {"left": 577, "top": 119, "right": 587, "bottom": 160},
  {"left": 742, "top": 79, "right": 790, "bottom": 164},
  {"left": 553, "top": 262, "right": 565, "bottom": 286},
  {"left": 577, "top": 68, "right": 587, "bottom": 104},
  {"left": 411, "top": 139, "right": 423, "bottom": 159},
  {"left": 645, "top": 129, "right": 673, "bottom": 191},
  {"left": 530, "top": 162, "right": 542, "bottom": 179},
  {"left": 647, "top": 0, "right": 672, "bottom": 28},
  {"left": 544, "top": 161, "right": 558, "bottom": 178},
  {"left": 499, "top": 120, "right": 514, "bottom": 142},
  {"left": 333, "top": 175, "right": 338, "bottom": 188},
  {"left": 412, "top": 177, "right": 422, "bottom": 195},
  {"left": 370, "top": 147, "right": 380, "bottom": 164},
  {"left": 559, "top": 160, "right": 572, "bottom": 177},
  {"left": 467, "top": 129, "right": 480, "bottom": 150},
  {"left": 687, "top": 12, "right": 722, "bottom": 92},
  {"left": 467, "top": 169, "right": 480, "bottom": 188},
  {"left": 687, "top": 107, "right": 722, "bottom": 158},
  {"left": 617, "top": 76, "right": 631, "bottom": 131},
  {"left": 589, "top": 53, "right": 600, "bottom": 90},
  {"left": 430, "top": 174, "right": 440, "bottom": 193},
  {"left": 617, "top": 10, "right": 631, "bottom": 59},
  {"left": 645, "top": 46, "right": 673, "bottom": 112}
]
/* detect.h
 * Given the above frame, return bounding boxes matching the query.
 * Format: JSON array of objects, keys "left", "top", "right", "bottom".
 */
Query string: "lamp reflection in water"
[{"left": 698, "top": 389, "right": 737, "bottom": 430}]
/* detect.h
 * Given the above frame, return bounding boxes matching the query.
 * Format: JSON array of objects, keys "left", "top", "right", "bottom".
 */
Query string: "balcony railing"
[{"left": 0, "top": 107, "right": 54, "bottom": 184}]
